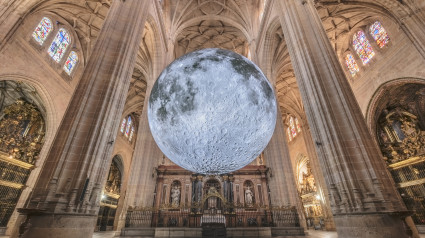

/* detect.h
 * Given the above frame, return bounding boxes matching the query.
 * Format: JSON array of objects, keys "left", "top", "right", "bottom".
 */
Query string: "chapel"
[{"left": 1, "top": 1, "right": 425, "bottom": 238}]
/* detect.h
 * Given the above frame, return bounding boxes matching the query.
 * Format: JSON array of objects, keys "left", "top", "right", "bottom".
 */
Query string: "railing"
[
  {"left": 388, "top": 157, "right": 425, "bottom": 225},
  {"left": 0, "top": 156, "right": 32, "bottom": 227},
  {"left": 125, "top": 206, "right": 300, "bottom": 228},
  {"left": 398, "top": 185, "right": 425, "bottom": 225}
]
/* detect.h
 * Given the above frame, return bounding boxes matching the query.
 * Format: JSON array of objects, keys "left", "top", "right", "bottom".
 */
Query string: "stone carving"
[
  {"left": 245, "top": 187, "right": 253, "bottom": 206},
  {"left": 299, "top": 162, "right": 317, "bottom": 196},
  {"left": 105, "top": 160, "right": 121, "bottom": 195},
  {"left": 378, "top": 108, "right": 425, "bottom": 164},
  {"left": 0, "top": 99, "right": 44, "bottom": 164},
  {"left": 171, "top": 185, "right": 181, "bottom": 207}
]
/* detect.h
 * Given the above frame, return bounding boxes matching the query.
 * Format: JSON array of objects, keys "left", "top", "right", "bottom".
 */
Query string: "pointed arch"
[
  {"left": 48, "top": 28, "right": 71, "bottom": 62},
  {"left": 32, "top": 17, "right": 53, "bottom": 45},
  {"left": 369, "top": 21, "right": 390, "bottom": 48},
  {"left": 353, "top": 30, "right": 375, "bottom": 65}
]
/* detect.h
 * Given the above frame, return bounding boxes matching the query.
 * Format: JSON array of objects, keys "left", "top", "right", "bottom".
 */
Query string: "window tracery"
[
  {"left": 370, "top": 21, "right": 390, "bottom": 48},
  {"left": 345, "top": 53, "right": 360, "bottom": 77},
  {"left": 32, "top": 17, "right": 53, "bottom": 45},
  {"left": 48, "top": 28, "right": 70, "bottom": 62},
  {"left": 63, "top": 51, "right": 78, "bottom": 75},
  {"left": 120, "top": 115, "right": 136, "bottom": 142},
  {"left": 353, "top": 30, "right": 375, "bottom": 65},
  {"left": 287, "top": 116, "right": 301, "bottom": 142}
]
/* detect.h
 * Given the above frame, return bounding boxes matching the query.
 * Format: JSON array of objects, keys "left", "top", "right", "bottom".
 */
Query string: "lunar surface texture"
[{"left": 148, "top": 48, "right": 277, "bottom": 174}]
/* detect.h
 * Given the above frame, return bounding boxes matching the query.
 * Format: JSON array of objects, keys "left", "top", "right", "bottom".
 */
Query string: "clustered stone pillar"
[
  {"left": 263, "top": 104, "right": 305, "bottom": 234},
  {"left": 397, "top": 1, "right": 425, "bottom": 59},
  {"left": 278, "top": 0, "right": 410, "bottom": 237},
  {"left": 124, "top": 83, "right": 163, "bottom": 210},
  {"left": 18, "top": 1, "right": 151, "bottom": 238},
  {"left": 301, "top": 122, "right": 335, "bottom": 230}
]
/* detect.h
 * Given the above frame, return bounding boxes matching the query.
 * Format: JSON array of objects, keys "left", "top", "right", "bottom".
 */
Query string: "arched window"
[
  {"left": 125, "top": 116, "right": 132, "bottom": 138},
  {"left": 129, "top": 127, "right": 135, "bottom": 142},
  {"left": 120, "top": 115, "right": 136, "bottom": 142},
  {"left": 290, "top": 117, "right": 297, "bottom": 138},
  {"left": 295, "top": 117, "right": 301, "bottom": 133},
  {"left": 287, "top": 116, "right": 301, "bottom": 142},
  {"left": 370, "top": 21, "right": 390, "bottom": 48},
  {"left": 120, "top": 118, "right": 126, "bottom": 133},
  {"left": 63, "top": 51, "right": 78, "bottom": 75},
  {"left": 345, "top": 53, "right": 360, "bottom": 77},
  {"left": 32, "top": 17, "right": 53, "bottom": 45},
  {"left": 287, "top": 127, "right": 293, "bottom": 142},
  {"left": 48, "top": 28, "right": 70, "bottom": 62},
  {"left": 353, "top": 31, "right": 375, "bottom": 65}
]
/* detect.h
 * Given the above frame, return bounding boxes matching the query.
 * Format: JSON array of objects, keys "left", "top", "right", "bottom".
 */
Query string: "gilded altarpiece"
[
  {"left": 96, "top": 158, "right": 122, "bottom": 231},
  {"left": 296, "top": 157, "right": 324, "bottom": 229},
  {"left": 0, "top": 99, "right": 45, "bottom": 227},
  {"left": 377, "top": 107, "right": 425, "bottom": 225}
]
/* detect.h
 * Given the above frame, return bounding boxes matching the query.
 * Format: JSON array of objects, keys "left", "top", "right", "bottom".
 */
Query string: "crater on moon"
[{"left": 148, "top": 48, "right": 277, "bottom": 174}]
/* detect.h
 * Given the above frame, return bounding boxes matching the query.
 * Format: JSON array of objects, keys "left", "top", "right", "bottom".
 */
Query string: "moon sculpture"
[{"left": 148, "top": 48, "right": 277, "bottom": 174}]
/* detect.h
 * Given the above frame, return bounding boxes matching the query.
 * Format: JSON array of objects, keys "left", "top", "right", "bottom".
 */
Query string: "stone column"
[
  {"left": 301, "top": 123, "right": 335, "bottom": 231},
  {"left": 263, "top": 105, "right": 305, "bottom": 234},
  {"left": 19, "top": 1, "right": 151, "bottom": 238},
  {"left": 154, "top": 170, "right": 165, "bottom": 208},
  {"left": 399, "top": 1, "right": 425, "bottom": 59},
  {"left": 0, "top": 0, "right": 32, "bottom": 49},
  {"left": 260, "top": 170, "right": 269, "bottom": 207},
  {"left": 124, "top": 83, "right": 163, "bottom": 209},
  {"left": 278, "top": 0, "right": 410, "bottom": 237}
]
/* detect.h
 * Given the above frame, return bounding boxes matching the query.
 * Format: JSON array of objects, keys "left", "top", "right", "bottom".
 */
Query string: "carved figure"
[
  {"left": 171, "top": 185, "right": 180, "bottom": 206},
  {"left": 245, "top": 187, "right": 253, "bottom": 206}
]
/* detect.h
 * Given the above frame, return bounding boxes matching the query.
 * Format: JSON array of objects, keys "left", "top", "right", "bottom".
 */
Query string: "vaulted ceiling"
[{"left": 20, "top": 0, "right": 409, "bottom": 126}]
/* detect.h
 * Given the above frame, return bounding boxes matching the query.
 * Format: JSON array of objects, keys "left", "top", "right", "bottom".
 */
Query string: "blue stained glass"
[
  {"left": 125, "top": 116, "right": 132, "bottom": 137},
  {"left": 32, "top": 17, "right": 53, "bottom": 45},
  {"left": 63, "top": 51, "right": 78, "bottom": 75},
  {"left": 353, "top": 31, "right": 375, "bottom": 65},
  {"left": 48, "top": 28, "right": 70, "bottom": 62}
]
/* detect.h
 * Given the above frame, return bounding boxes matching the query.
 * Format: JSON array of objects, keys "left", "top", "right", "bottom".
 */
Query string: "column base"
[
  {"left": 18, "top": 210, "right": 97, "bottom": 238},
  {"left": 333, "top": 212, "right": 411, "bottom": 238}
]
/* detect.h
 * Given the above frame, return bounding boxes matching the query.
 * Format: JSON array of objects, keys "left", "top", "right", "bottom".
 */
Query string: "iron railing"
[{"left": 125, "top": 206, "right": 300, "bottom": 228}]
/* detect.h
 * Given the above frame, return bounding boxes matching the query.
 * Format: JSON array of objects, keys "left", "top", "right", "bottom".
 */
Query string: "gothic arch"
[
  {"left": 24, "top": 1, "right": 111, "bottom": 58},
  {"left": 365, "top": 78, "right": 425, "bottom": 134},
  {"left": 295, "top": 154, "right": 309, "bottom": 189},
  {"left": 111, "top": 154, "right": 124, "bottom": 177},
  {"left": 260, "top": 17, "right": 281, "bottom": 82},
  {"left": 0, "top": 76, "right": 57, "bottom": 231}
]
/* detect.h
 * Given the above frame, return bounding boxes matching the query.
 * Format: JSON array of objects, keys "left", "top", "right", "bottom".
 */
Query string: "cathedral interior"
[{"left": 1, "top": 0, "right": 425, "bottom": 238}]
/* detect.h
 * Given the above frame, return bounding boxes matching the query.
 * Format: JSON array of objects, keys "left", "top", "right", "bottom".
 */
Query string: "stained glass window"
[
  {"left": 32, "top": 17, "right": 53, "bottom": 45},
  {"left": 370, "top": 21, "right": 390, "bottom": 48},
  {"left": 295, "top": 117, "right": 301, "bottom": 133},
  {"left": 353, "top": 31, "right": 375, "bottom": 65},
  {"left": 129, "top": 127, "right": 135, "bottom": 142},
  {"left": 287, "top": 127, "right": 293, "bottom": 142},
  {"left": 345, "top": 53, "right": 360, "bottom": 77},
  {"left": 290, "top": 117, "right": 297, "bottom": 138},
  {"left": 48, "top": 28, "right": 70, "bottom": 62},
  {"left": 125, "top": 116, "right": 132, "bottom": 137},
  {"left": 63, "top": 51, "right": 78, "bottom": 75},
  {"left": 120, "top": 118, "right": 126, "bottom": 133}
]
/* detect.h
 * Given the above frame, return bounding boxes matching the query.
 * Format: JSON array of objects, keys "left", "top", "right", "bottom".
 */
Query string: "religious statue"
[
  {"left": 245, "top": 187, "right": 253, "bottom": 206},
  {"left": 171, "top": 185, "right": 180, "bottom": 207}
]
